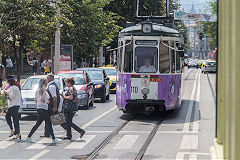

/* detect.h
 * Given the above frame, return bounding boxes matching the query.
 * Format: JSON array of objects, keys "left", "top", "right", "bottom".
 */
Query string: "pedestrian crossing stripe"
[
  {"left": 0, "top": 137, "right": 15, "bottom": 149},
  {"left": 113, "top": 135, "right": 139, "bottom": 150},
  {"left": 64, "top": 135, "right": 96, "bottom": 149},
  {"left": 27, "top": 138, "right": 53, "bottom": 150}
]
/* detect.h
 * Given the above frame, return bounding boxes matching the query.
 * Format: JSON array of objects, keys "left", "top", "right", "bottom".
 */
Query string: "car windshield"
[
  {"left": 207, "top": 62, "right": 216, "bottom": 66},
  {"left": 22, "top": 78, "right": 61, "bottom": 90},
  {"left": 135, "top": 47, "right": 158, "bottom": 73},
  {"left": 57, "top": 73, "right": 86, "bottom": 85},
  {"left": 86, "top": 70, "right": 103, "bottom": 80},
  {"left": 104, "top": 69, "right": 116, "bottom": 76}
]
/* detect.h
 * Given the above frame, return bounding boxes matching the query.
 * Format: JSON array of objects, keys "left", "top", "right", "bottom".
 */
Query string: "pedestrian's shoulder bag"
[
  {"left": 50, "top": 113, "right": 65, "bottom": 126},
  {"left": 63, "top": 87, "right": 78, "bottom": 113},
  {"left": 63, "top": 101, "right": 78, "bottom": 113}
]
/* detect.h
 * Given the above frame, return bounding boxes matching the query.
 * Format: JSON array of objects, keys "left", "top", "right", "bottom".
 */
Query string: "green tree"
[
  {"left": 0, "top": 0, "right": 72, "bottom": 80},
  {"left": 61, "top": 0, "right": 121, "bottom": 62}
]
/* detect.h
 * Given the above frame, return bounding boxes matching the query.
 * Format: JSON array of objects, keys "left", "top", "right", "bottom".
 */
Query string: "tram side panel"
[{"left": 116, "top": 73, "right": 182, "bottom": 113}]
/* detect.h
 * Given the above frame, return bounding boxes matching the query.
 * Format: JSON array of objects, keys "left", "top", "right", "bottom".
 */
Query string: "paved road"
[{"left": 0, "top": 68, "right": 216, "bottom": 160}]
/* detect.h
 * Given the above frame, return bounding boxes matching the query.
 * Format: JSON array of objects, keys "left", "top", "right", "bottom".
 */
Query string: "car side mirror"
[
  {"left": 105, "top": 77, "right": 110, "bottom": 81},
  {"left": 177, "top": 47, "right": 184, "bottom": 57}
]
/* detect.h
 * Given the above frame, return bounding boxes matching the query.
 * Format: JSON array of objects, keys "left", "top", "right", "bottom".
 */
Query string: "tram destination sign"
[{"left": 174, "top": 11, "right": 217, "bottom": 22}]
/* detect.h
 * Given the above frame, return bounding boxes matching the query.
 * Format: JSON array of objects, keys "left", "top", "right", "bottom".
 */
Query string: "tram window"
[
  {"left": 176, "top": 43, "right": 181, "bottom": 73},
  {"left": 171, "top": 42, "right": 176, "bottom": 73},
  {"left": 123, "top": 40, "right": 133, "bottom": 72},
  {"left": 135, "top": 47, "right": 158, "bottom": 73},
  {"left": 117, "top": 41, "right": 123, "bottom": 72},
  {"left": 159, "top": 41, "right": 170, "bottom": 73}
]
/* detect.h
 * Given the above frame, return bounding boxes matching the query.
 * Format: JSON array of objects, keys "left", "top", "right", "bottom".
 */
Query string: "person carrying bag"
[
  {"left": 26, "top": 79, "right": 60, "bottom": 143},
  {"left": 60, "top": 78, "right": 85, "bottom": 140}
]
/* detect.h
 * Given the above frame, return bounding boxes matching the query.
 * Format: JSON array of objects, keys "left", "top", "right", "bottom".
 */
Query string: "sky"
[{"left": 179, "top": 0, "right": 211, "bottom": 13}]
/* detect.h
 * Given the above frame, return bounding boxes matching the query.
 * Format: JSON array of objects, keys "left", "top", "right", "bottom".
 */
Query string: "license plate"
[{"left": 27, "top": 104, "right": 36, "bottom": 108}]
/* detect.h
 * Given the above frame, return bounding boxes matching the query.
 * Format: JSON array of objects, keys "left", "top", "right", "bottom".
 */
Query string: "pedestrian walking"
[
  {"left": 41, "top": 58, "right": 51, "bottom": 74},
  {"left": 4, "top": 76, "right": 22, "bottom": 139},
  {"left": 60, "top": 78, "right": 85, "bottom": 140},
  {"left": 39, "top": 57, "right": 44, "bottom": 74},
  {"left": 82, "top": 58, "right": 87, "bottom": 68},
  {"left": 40, "top": 74, "right": 60, "bottom": 138},
  {"left": 26, "top": 79, "right": 60, "bottom": 143},
  {"left": 32, "top": 57, "right": 38, "bottom": 76},
  {"left": 6, "top": 56, "right": 13, "bottom": 76},
  {"left": 0, "top": 64, "right": 5, "bottom": 88}
]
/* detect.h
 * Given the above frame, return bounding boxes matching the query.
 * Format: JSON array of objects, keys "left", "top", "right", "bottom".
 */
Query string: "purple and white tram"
[{"left": 116, "top": 22, "right": 185, "bottom": 115}]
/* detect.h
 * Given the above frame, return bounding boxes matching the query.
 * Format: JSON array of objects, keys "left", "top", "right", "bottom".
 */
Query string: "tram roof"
[{"left": 119, "top": 23, "right": 180, "bottom": 37}]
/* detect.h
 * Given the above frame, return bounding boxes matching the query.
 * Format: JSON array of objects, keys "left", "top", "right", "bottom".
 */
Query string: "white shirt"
[
  {"left": 139, "top": 65, "right": 156, "bottom": 73},
  {"left": 41, "top": 60, "right": 51, "bottom": 69},
  {"left": 35, "top": 91, "right": 49, "bottom": 110},
  {"left": 47, "top": 81, "right": 57, "bottom": 98},
  {"left": 7, "top": 85, "right": 21, "bottom": 108},
  {"left": 47, "top": 81, "right": 63, "bottom": 112},
  {"left": 6, "top": 58, "right": 13, "bottom": 68}
]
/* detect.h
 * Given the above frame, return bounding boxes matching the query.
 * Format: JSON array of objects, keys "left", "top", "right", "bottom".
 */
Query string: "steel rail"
[
  {"left": 135, "top": 116, "right": 165, "bottom": 160},
  {"left": 85, "top": 116, "right": 133, "bottom": 160}
]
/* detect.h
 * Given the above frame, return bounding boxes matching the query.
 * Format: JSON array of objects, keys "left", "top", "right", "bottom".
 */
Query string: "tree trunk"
[{"left": 12, "top": 34, "right": 20, "bottom": 82}]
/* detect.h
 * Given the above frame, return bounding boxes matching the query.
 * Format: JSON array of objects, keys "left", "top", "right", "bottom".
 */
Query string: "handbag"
[
  {"left": 50, "top": 113, "right": 65, "bottom": 126},
  {"left": 63, "top": 101, "right": 78, "bottom": 113}
]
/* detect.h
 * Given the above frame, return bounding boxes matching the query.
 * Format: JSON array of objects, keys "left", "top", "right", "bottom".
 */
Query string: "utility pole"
[{"left": 54, "top": 0, "right": 61, "bottom": 73}]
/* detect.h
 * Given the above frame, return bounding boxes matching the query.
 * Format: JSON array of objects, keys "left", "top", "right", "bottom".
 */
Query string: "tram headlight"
[
  {"left": 142, "top": 23, "right": 152, "bottom": 33},
  {"left": 141, "top": 87, "right": 149, "bottom": 95}
]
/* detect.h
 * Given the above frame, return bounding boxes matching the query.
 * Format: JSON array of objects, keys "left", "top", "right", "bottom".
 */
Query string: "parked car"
[
  {"left": 77, "top": 68, "right": 110, "bottom": 102},
  {"left": 202, "top": 61, "right": 216, "bottom": 73},
  {"left": 19, "top": 75, "right": 65, "bottom": 118},
  {"left": 188, "top": 61, "right": 197, "bottom": 68},
  {"left": 99, "top": 67, "right": 117, "bottom": 93},
  {"left": 56, "top": 70, "right": 94, "bottom": 110}
]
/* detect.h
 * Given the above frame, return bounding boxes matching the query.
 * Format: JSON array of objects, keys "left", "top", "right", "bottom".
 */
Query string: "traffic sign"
[{"left": 174, "top": 11, "right": 217, "bottom": 22}]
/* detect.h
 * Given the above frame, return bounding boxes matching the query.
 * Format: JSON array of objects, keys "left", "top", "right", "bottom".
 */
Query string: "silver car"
[
  {"left": 202, "top": 61, "right": 216, "bottom": 73},
  {"left": 19, "top": 75, "right": 65, "bottom": 118}
]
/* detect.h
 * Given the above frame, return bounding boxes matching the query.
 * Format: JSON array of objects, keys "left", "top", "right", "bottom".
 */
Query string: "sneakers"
[
  {"left": 26, "top": 137, "right": 35, "bottom": 143},
  {"left": 52, "top": 138, "right": 61, "bottom": 144}
]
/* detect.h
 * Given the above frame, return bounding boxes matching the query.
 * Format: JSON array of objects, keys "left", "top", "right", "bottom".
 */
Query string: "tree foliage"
[
  {"left": 61, "top": 0, "right": 121, "bottom": 60},
  {"left": 196, "top": 0, "right": 217, "bottom": 49}
]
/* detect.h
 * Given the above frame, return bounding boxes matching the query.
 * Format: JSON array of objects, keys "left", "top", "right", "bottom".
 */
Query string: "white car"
[{"left": 19, "top": 75, "right": 65, "bottom": 118}]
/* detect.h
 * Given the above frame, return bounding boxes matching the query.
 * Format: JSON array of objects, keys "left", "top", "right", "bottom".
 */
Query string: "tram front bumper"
[{"left": 125, "top": 99, "right": 165, "bottom": 115}]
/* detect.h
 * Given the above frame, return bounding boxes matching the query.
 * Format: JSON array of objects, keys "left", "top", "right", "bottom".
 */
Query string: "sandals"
[
  {"left": 9, "top": 130, "right": 14, "bottom": 137},
  {"left": 14, "top": 134, "right": 21, "bottom": 140}
]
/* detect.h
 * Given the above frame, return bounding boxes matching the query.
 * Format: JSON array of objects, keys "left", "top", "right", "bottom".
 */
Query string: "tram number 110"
[{"left": 131, "top": 86, "right": 138, "bottom": 93}]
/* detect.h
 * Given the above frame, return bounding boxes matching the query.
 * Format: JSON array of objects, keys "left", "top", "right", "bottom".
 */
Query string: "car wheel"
[
  {"left": 101, "top": 95, "right": 106, "bottom": 103},
  {"left": 83, "top": 101, "right": 89, "bottom": 110},
  {"left": 106, "top": 93, "right": 110, "bottom": 100},
  {"left": 89, "top": 95, "right": 94, "bottom": 107}
]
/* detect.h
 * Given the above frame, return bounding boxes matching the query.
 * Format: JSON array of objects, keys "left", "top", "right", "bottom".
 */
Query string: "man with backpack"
[{"left": 40, "top": 74, "right": 60, "bottom": 138}]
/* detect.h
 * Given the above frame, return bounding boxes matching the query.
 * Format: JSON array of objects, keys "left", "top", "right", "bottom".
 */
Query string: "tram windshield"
[{"left": 135, "top": 47, "right": 158, "bottom": 73}]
